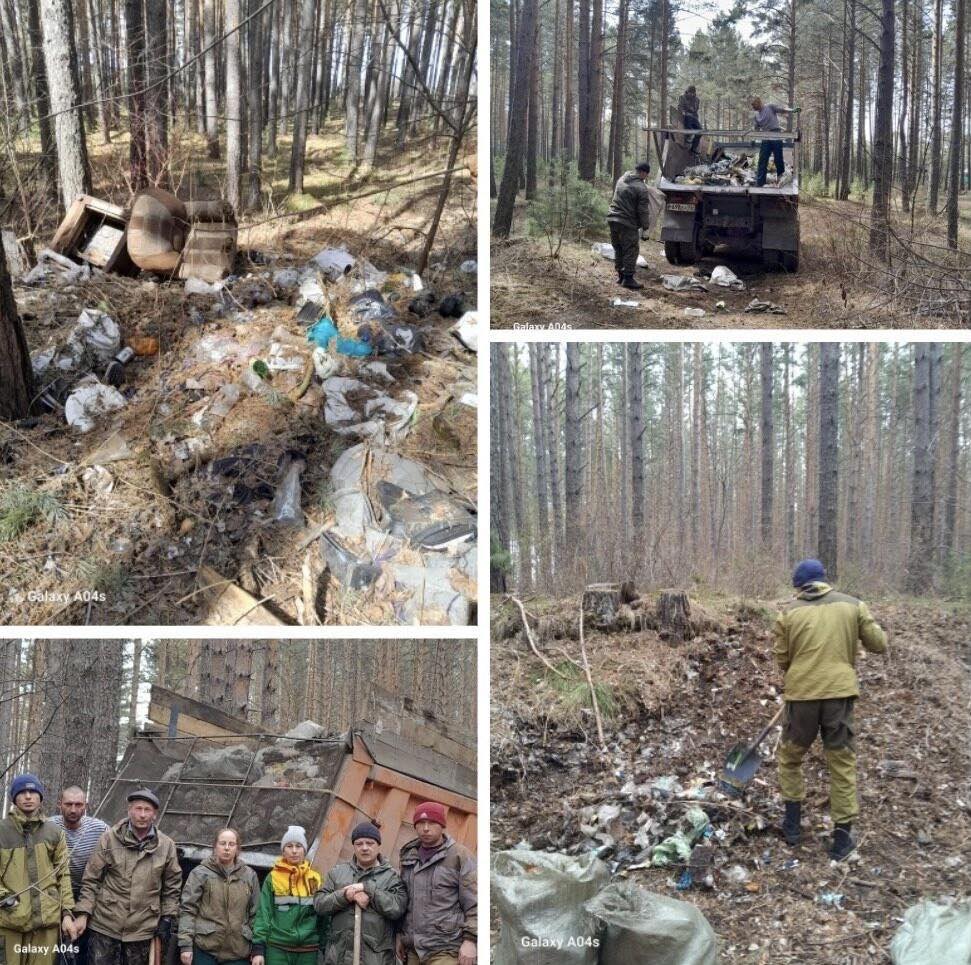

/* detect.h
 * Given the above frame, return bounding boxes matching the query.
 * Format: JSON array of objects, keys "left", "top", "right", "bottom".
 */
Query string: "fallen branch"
[
  {"left": 579, "top": 588, "right": 607, "bottom": 749},
  {"left": 508, "top": 595, "right": 568, "bottom": 679}
]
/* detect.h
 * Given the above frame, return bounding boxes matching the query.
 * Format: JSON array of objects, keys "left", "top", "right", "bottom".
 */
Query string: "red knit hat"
[{"left": 413, "top": 801, "right": 447, "bottom": 827}]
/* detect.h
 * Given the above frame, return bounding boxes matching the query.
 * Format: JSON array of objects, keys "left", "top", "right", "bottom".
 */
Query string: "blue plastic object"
[{"left": 306, "top": 316, "right": 372, "bottom": 357}]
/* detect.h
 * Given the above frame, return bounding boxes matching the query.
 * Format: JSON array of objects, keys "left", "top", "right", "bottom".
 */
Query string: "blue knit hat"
[
  {"left": 351, "top": 822, "right": 381, "bottom": 844},
  {"left": 9, "top": 774, "right": 45, "bottom": 802},
  {"left": 792, "top": 559, "right": 825, "bottom": 588}
]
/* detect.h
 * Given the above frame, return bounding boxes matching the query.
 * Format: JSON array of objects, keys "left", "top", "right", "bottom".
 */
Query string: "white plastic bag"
[
  {"left": 65, "top": 376, "right": 127, "bottom": 432},
  {"left": 890, "top": 900, "right": 971, "bottom": 964}
]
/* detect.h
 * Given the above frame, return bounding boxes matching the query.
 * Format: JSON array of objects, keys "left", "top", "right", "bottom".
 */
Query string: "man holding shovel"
[
  {"left": 313, "top": 822, "right": 406, "bottom": 965},
  {"left": 774, "top": 560, "right": 887, "bottom": 860}
]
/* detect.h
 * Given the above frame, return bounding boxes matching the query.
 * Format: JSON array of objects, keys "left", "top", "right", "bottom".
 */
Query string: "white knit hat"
[{"left": 281, "top": 825, "right": 308, "bottom": 851}]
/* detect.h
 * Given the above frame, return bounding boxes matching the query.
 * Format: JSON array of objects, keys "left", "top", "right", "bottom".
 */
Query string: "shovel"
[
  {"left": 718, "top": 705, "right": 785, "bottom": 798},
  {"left": 353, "top": 903, "right": 362, "bottom": 965}
]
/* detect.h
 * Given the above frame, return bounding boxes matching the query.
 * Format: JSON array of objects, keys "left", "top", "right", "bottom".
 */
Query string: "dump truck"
[
  {"left": 95, "top": 685, "right": 477, "bottom": 875},
  {"left": 649, "top": 126, "right": 800, "bottom": 271}
]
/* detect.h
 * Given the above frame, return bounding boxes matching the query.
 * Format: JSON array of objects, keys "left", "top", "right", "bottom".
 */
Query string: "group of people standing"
[{"left": 0, "top": 780, "right": 476, "bottom": 965}]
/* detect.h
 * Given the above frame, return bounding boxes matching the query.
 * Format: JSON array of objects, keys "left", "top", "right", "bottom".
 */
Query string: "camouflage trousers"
[
  {"left": 0, "top": 925, "right": 60, "bottom": 965},
  {"left": 86, "top": 933, "right": 151, "bottom": 965}
]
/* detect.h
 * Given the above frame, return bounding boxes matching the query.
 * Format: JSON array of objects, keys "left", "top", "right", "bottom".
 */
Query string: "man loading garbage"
[
  {"left": 750, "top": 97, "right": 800, "bottom": 186},
  {"left": 678, "top": 85, "right": 702, "bottom": 152},
  {"left": 606, "top": 162, "right": 652, "bottom": 290},
  {"left": 774, "top": 559, "right": 887, "bottom": 861}
]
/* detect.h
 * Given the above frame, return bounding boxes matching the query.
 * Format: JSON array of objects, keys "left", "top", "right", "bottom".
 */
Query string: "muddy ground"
[
  {"left": 491, "top": 197, "right": 969, "bottom": 329},
  {"left": 1, "top": 128, "right": 477, "bottom": 626},
  {"left": 490, "top": 593, "right": 971, "bottom": 963}
]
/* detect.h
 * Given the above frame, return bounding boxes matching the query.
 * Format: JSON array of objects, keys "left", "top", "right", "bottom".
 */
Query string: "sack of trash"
[
  {"left": 584, "top": 881, "right": 718, "bottom": 965},
  {"left": 889, "top": 899, "right": 971, "bottom": 964},
  {"left": 492, "top": 850, "right": 608, "bottom": 965}
]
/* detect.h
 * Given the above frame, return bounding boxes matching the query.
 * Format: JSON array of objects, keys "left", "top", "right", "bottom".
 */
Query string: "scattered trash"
[
  {"left": 676, "top": 869, "right": 693, "bottom": 891},
  {"left": 359, "top": 319, "right": 422, "bottom": 357},
  {"left": 715, "top": 300, "right": 726, "bottom": 310},
  {"left": 85, "top": 432, "right": 133, "bottom": 464},
  {"left": 272, "top": 268, "right": 303, "bottom": 291},
  {"left": 22, "top": 248, "right": 92, "bottom": 285},
  {"left": 584, "top": 882, "right": 718, "bottom": 965},
  {"left": 612, "top": 298, "right": 641, "bottom": 308},
  {"left": 651, "top": 808, "right": 710, "bottom": 866},
  {"left": 66, "top": 309, "right": 121, "bottom": 366},
  {"left": 710, "top": 265, "right": 745, "bottom": 289},
  {"left": 380, "top": 485, "right": 476, "bottom": 549},
  {"left": 64, "top": 376, "right": 127, "bottom": 432},
  {"left": 195, "top": 334, "right": 243, "bottom": 365},
  {"left": 129, "top": 336, "right": 160, "bottom": 357},
  {"left": 103, "top": 346, "right": 136, "bottom": 386},
  {"left": 684, "top": 307, "right": 706, "bottom": 317},
  {"left": 459, "top": 259, "right": 477, "bottom": 274},
  {"left": 889, "top": 899, "right": 971, "bottom": 964},
  {"left": 196, "top": 564, "right": 288, "bottom": 626},
  {"left": 320, "top": 532, "right": 381, "bottom": 590},
  {"left": 725, "top": 865, "right": 751, "bottom": 884},
  {"left": 744, "top": 298, "right": 787, "bottom": 314},
  {"left": 231, "top": 275, "right": 275, "bottom": 308},
  {"left": 408, "top": 290, "right": 438, "bottom": 317},
  {"left": 450, "top": 311, "right": 478, "bottom": 352},
  {"left": 270, "top": 454, "right": 305, "bottom": 526},
  {"left": 267, "top": 342, "right": 307, "bottom": 372},
  {"left": 306, "top": 317, "right": 372, "bottom": 357},
  {"left": 817, "top": 891, "right": 845, "bottom": 909},
  {"left": 662, "top": 275, "right": 707, "bottom": 292},
  {"left": 439, "top": 293, "right": 466, "bottom": 318},
  {"left": 310, "top": 245, "right": 356, "bottom": 280},
  {"left": 127, "top": 188, "right": 188, "bottom": 273},
  {"left": 347, "top": 290, "right": 397, "bottom": 324},
  {"left": 591, "top": 242, "right": 648, "bottom": 268},
  {"left": 82, "top": 465, "right": 115, "bottom": 497},
  {"left": 492, "top": 850, "right": 608, "bottom": 965},
  {"left": 296, "top": 274, "right": 326, "bottom": 308},
  {"left": 322, "top": 378, "right": 417, "bottom": 442},
  {"left": 185, "top": 276, "right": 224, "bottom": 296},
  {"left": 49, "top": 195, "right": 135, "bottom": 274}
]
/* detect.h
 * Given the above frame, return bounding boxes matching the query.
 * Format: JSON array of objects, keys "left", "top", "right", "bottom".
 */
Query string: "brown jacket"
[
  {"left": 399, "top": 836, "right": 476, "bottom": 961},
  {"left": 75, "top": 820, "right": 182, "bottom": 941}
]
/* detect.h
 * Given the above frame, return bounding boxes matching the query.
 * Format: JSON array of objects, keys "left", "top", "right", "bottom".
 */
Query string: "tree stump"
[
  {"left": 582, "top": 584, "right": 623, "bottom": 629},
  {"left": 656, "top": 589, "right": 694, "bottom": 641}
]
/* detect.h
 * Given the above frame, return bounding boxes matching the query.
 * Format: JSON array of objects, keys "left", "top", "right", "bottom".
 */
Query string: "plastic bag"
[
  {"left": 67, "top": 309, "right": 121, "bottom": 364},
  {"left": 450, "top": 311, "right": 478, "bottom": 352},
  {"left": 310, "top": 245, "right": 356, "bottom": 280},
  {"left": 662, "top": 274, "right": 707, "bottom": 292},
  {"left": 64, "top": 376, "right": 127, "bottom": 432},
  {"left": 270, "top": 455, "right": 305, "bottom": 526},
  {"left": 492, "top": 850, "right": 608, "bottom": 965},
  {"left": 306, "top": 316, "right": 372, "bottom": 357},
  {"left": 347, "top": 290, "right": 396, "bottom": 324},
  {"left": 710, "top": 265, "right": 745, "bottom": 289},
  {"left": 651, "top": 807, "right": 710, "bottom": 866},
  {"left": 584, "top": 881, "right": 717, "bottom": 965},
  {"left": 890, "top": 900, "right": 971, "bottom": 964}
]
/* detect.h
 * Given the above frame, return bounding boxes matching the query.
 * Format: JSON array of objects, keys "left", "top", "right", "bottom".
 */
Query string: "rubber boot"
[
  {"left": 782, "top": 801, "right": 802, "bottom": 846},
  {"left": 621, "top": 273, "right": 644, "bottom": 290},
  {"left": 829, "top": 823, "right": 854, "bottom": 861},
  {"left": 617, "top": 269, "right": 625, "bottom": 284}
]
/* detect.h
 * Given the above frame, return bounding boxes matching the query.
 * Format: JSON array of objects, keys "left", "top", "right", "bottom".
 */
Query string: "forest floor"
[
  {"left": 0, "top": 124, "right": 478, "bottom": 626},
  {"left": 490, "top": 194, "right": 971, "bottom": 329},
  {"left": 490, "top": 592, "right": 971, "bottom": 963}
]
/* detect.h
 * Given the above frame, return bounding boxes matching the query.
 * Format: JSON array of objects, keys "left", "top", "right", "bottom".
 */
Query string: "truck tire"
[
  {"left": 664, "top": 241, "right": 683, "bottom": 265},
  {"left": 780, "top": 250, "right": 799, "bottom": 272},
  {"left": 679, "top": 237, "right": 699, "bottom": 265}
]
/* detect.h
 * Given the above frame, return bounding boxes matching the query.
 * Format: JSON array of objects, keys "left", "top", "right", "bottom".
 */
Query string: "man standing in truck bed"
[
  {"left": 751, "top": 97, "right": 800, "bottom": 186},
  {"left": 678, "top": 86, "right": 702, "bottom": 152}
]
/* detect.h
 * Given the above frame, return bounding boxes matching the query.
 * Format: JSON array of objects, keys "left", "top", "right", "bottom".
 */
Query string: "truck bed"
[{"left": 658, "top": 175, "right": 799, "bottom": 197}]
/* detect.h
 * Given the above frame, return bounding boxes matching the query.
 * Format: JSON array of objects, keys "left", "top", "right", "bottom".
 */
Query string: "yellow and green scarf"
[{"left": 270, "top": 858, "right": 321, "bottom": 897}]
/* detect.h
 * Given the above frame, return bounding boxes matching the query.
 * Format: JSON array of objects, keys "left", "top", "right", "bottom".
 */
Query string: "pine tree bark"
[
  {"left": 818, "top": 343, "right": 840, "bottom": 580},
  {"left": 760, "top": 343, "right": 774, "bottom": 548},
  {"left": 342, "top": 0, "right": 366, "bottom": 163},
  {"left": 627, "top": 343, "right": 644, "bottom": 534},
  {"left": 947, "top": 0, "right": 965, "bottom": 247},
  {"left": 0, "top": 240, "right": 33, "bottom": 421},
  {"left": 41, "top": 0, "right": 92, "bottom": 209},
  {"left": 928, "top": 0, "right": 945, "bottom": 209},
  {"left": 225, "top": 0, "right": 242, "bottom": 209},
  {"left": 564, "top": 343, "right": 582, "bottom": 581},
  {"left": 26, "top": 0, "right": 58, "bottom": 194},
  {"left": 203, "top": 0, "right": 220, "bottom": 158},
  {"left": 246, "top": 0, "right": 264, "bottom": 208},
  {"left": 868, "top": 0, "right": 894, "bottom": 257},
  {"left": 907, "top": 344, "right": 938, "bottom": 592},
  {"left": 144, "top": 0, "right": 169, "bottom": 184}
]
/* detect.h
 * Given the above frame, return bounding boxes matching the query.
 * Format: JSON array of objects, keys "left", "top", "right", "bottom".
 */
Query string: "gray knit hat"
[{"left": 281, "top": 825, "right": 308, "bottom": 851}]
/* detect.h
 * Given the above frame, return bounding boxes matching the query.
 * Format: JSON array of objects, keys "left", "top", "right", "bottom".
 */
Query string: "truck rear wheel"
[
  {"left": 780, "top": 250, "right": 799, "bottom": 272},
  {"left": 664, "top": 241, "right": 683, "bottom": 265}
]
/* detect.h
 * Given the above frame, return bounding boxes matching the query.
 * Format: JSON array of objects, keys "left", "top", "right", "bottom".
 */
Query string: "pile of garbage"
[
  {"left": 5, "top": 191, "right": 477, "bottom": 627},
  {"left": 674, "top": 152, "right": 794, "bottom": 188}
]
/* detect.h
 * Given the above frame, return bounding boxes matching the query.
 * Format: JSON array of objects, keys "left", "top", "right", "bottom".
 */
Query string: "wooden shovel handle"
[{"left": 353, "top": 903, "right": 362, "bottom": 965}]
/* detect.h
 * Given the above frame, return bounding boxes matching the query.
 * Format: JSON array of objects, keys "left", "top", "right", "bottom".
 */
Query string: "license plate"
[{"left": 667, "top": 203, "right": 695, "bottom": 212}]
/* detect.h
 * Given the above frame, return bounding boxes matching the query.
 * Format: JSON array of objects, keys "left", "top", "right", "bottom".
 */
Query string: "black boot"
[
  {"left": 617, "top": 269, "right": 625, "bottom": 284},
  {"left": 829, "top": 823, "right": 854, "bottom": 861},
  {"left": 621, "top": 273, "right": 644, "bottom": 290},
  {"left": 782, "top": 801, "right": 802, "bottom": 846}
]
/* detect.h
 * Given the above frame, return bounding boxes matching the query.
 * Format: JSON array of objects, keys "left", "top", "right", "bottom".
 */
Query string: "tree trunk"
[
  {"left": 26, "top": 0, "right": 57, "bottom": 196},
  {"left": 627, "top": 343, "right": 644, "bottom": 536},
  {"left": 41, "top": 0, "right": 92, "bottom": 209},
  {"left": 760, "top": 343, "right": 774, "bottom": 548},
  {"left": 907, "top": 344, "right": 939, "bottom": 592},
  {"left": 0, "top": 226, "right": 33, "bottom": 421},
  {"left": 868, "top": 0, "right": 894, "bottom": 258},
  {"left": 246, "top": 0, "right": 264, "bottom": 208},
  {"left": 818, "top": 343, "right": 840, "bottom": 580},
  {"left": 342, "top": 0, "right": 366, "bottom": 162},
  {"left": 564, "top": 343, "right": 582, "bottom": 582},
  {"left": 947, "top": 0, "right": 965, "bottom": 247},
  {"left": 493, "top": 0, "right": 536, "bottom": 236},
  {"left": 203, "top": 0, "right": 220, "bottom": 157},
  {"left": 144, "top": 0, "right": 169, "bottom": 184},
  {"left": 224, "top": 0, "right": 242, "bottom": 209},
  {"left": 656, "top": 590, "right": 693, "bottom": 641},
  {"left": 525, "top": 10, "right": 539, "bottom": 198}
]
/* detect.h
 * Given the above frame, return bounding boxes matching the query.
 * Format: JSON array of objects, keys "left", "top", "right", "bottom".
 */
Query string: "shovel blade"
[{"left": 719, "top": 741, "right": 762, "bottom": 797}]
